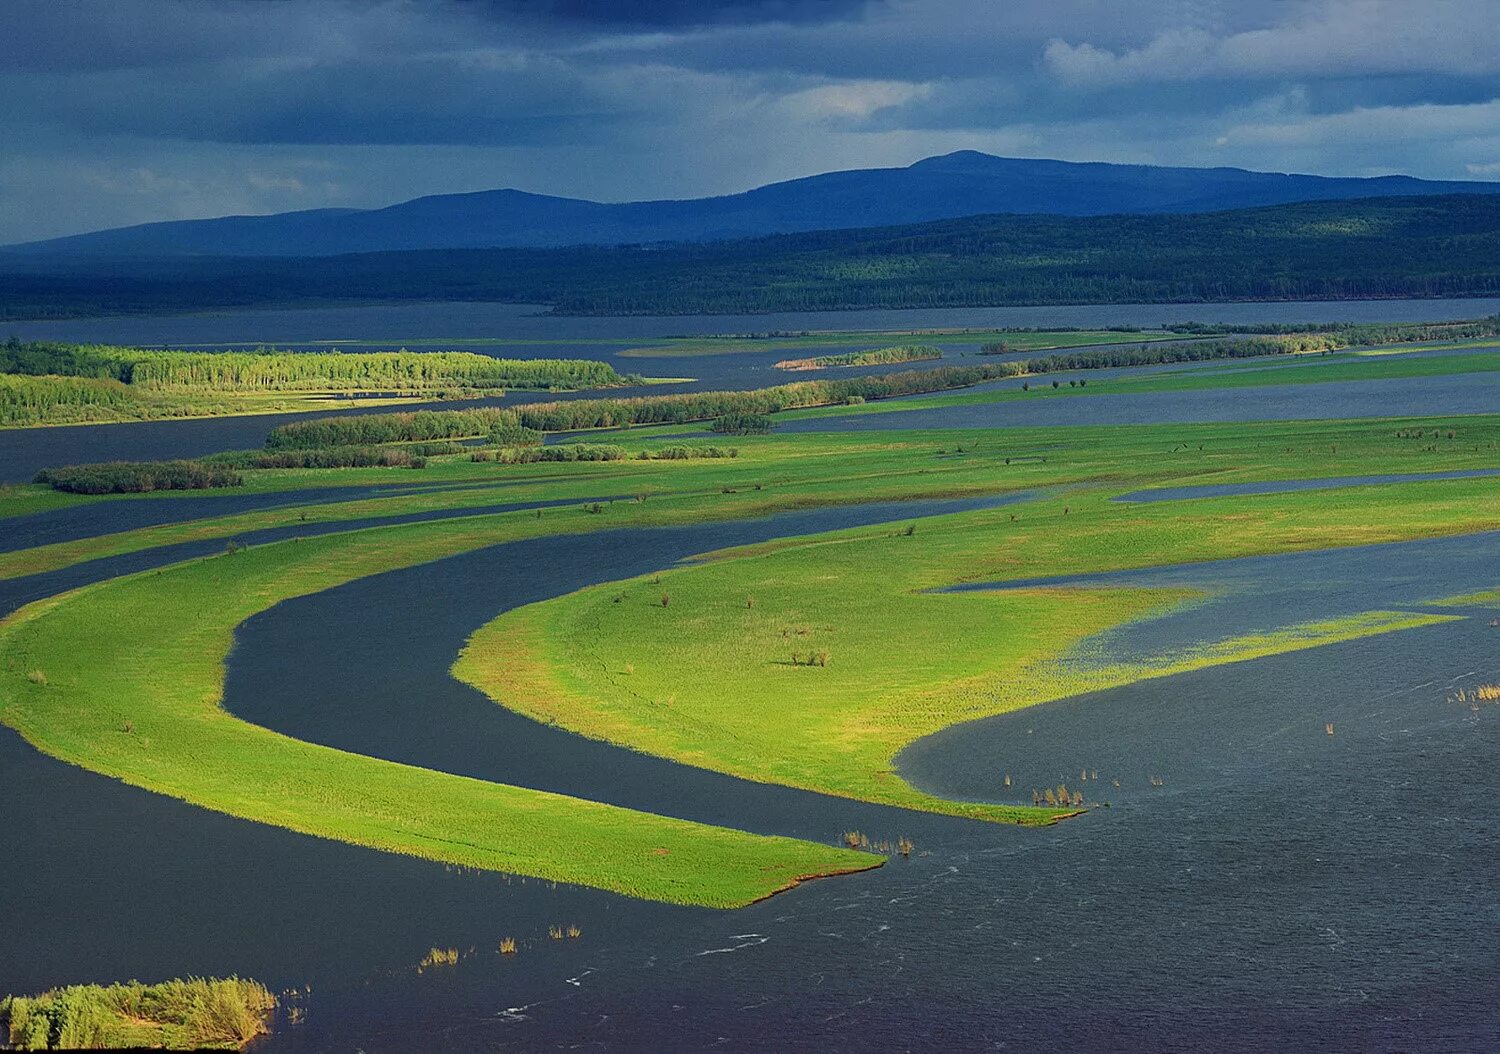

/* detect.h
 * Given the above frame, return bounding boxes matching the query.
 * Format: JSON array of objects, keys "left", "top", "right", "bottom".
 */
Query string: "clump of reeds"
[
  {"left": 566, "top": 924, "right": 582, "bottom": 939},
  {"left": 548, "top": 926, "right": 563, "bottom": 940},
  {"left": 660, "top": 593, "right": 670, "bottom": 607},
  {"left": 417, "top": 947, "right": 459, "bottom": 972},
  {"left": 842, "top": 830, "right": 869, "bottom": 850},
  {"left": 896, "top": 836, "right": 914, "bottom": 857},
  {"left": 1325, "top": 722, "right": 1335, "bottom": 736},
  {"left": 1477, "top": 684, "right": 1500, "bottom": 701},
  {"left": 1003, "top": 773, "right": 1012, "bottom": 788},
  {"left": 25, "top": 669, "right": 46, "bottom": 686},
  {"left": 498, "top": 938, "right": 518, "bottom": 955},
  {"left": 1149, "top": 775, "right": 1165, "bottom": 787}
]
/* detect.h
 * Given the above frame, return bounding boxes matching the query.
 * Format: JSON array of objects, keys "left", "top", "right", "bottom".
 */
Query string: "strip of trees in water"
[
  {"left": 264, "top": 364, "right": 1020, "bottom": 448},
  {"left": 0, "top": 338, "right": 627, "bottom": 391}
]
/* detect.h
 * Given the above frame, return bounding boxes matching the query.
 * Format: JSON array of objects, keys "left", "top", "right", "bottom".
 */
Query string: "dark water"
[
  {"left": 9, "top": 296, "right": 1500, "bottom": 345},
  {"left": 0, "top": 478, "right": 566, "bottom": 552},
  {"left": 1, "top": 494, "right": 1496, "bottom": 1050}
]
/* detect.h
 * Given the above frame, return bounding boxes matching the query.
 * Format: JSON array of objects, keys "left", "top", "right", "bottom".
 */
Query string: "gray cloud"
[{"left": 3, "top": 0, "right": 1498, "bottom": 241}]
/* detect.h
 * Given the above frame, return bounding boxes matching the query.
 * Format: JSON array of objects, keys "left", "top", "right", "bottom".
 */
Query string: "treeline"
[
  {"left": 6, "top": 194, "right": 1500, "bottom": 317},
  {"left": 34, "top": 460, "right": 244, "bottom": 494},
  {"left": 264, "top": 364, "right": 1020, "bottom": 448},
  {"left": 0, "top": 337, "right": 625, "bottom": 392},
  {"left": 0, "top": 373, "right": 140, "bottom": 425},
  {"left": 774, "top": 344, "right": 941, "bottom": 371}
]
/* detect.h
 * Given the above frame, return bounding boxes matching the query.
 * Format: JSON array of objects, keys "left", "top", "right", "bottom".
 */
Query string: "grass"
[
  {"left": 1427, "top": 586, "right": 1500, "bottom": 606},
  {"left": 0, "top": 977, "right": 274, "bottom": 1051},
  {"left": 9, "top": 413, "right": 1500, "bottom": 582}
]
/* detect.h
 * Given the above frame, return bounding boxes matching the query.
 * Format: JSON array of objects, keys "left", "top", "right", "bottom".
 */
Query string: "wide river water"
[{"left": 0, "top": 299, "right": 1497, "bottom": 1051}]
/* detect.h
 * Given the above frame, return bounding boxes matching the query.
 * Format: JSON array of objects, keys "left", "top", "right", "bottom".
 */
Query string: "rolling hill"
[{"left": 10, "top": 151, "right": 1500, "bottom": 259}]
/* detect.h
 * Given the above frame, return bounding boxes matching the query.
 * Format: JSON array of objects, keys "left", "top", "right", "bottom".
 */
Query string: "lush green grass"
[
  {"left": 456, "top": 473, "right": 1487, "bottom": 817},
  {"left": 8, "top": 415, "right": 1499, "bottom": 582},
  {"left": 0, "top": 977, "right": 274, "bottom": 1050}
]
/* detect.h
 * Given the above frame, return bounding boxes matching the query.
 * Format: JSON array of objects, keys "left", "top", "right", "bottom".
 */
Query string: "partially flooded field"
[{"left": 0, "top": 302, "right": 1496, "bottom": 1051}]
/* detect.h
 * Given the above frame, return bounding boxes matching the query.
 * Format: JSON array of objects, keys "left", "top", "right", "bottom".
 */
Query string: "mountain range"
[{"left": 11, "top": 152, "right": 1500, "bottom": 259}]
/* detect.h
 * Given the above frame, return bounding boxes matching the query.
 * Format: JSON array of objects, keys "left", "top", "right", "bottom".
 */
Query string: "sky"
[{"left": 4, "top": 0, "right": 1500, "bottom": 243}]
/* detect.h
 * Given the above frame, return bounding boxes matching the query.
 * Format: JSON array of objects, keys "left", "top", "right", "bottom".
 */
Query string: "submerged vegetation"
[{"left": 0, "top": 977, "right": 274, "bottom": 1051}]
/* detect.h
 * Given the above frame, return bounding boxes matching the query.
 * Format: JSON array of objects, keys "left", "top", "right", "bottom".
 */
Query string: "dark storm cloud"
[{"left": 3, "top": 0, "right": 1499, "bottom": 242}]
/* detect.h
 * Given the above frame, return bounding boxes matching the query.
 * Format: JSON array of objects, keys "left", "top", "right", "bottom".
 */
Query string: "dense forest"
[{"left": 4, "top": 194, "right": 1500, "bottom": 318}]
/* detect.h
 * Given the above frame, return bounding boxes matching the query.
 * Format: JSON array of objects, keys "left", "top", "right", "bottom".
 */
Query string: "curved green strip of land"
[
  {"left": 0, "top": 506, "right": 880, "bottom": 908},
  {"left": 454, "top": 481, "right": 1488, "bottom": 819}
]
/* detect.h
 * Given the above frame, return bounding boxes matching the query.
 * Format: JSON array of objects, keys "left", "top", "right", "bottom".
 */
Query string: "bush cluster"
[{"left": 34, "top": 460, "right": 244, "bottom": 494}]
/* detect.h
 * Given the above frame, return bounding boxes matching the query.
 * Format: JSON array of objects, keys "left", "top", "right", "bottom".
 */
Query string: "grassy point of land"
[{"left": 456, "top": 471, "right": 1497, "bottom": 820}]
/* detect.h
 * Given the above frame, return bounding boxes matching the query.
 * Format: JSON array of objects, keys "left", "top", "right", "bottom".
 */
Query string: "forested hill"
[
  {"left": 4, "top": 194, "right": 1500, "bottom": 319},
  {"left": 12, "top": 151, "right": 1500, "bottom": 258}
]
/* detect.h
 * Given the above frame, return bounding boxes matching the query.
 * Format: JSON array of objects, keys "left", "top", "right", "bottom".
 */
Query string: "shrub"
[
  {"left": 207, "top": 446, "right": 428, "bottom": 469},
  {"left": 712, "top": 413, "right": 773, "bottom": 435},
  {"left": 33, "top": 460, "right": 243, "bottom": 494},
  {"left": 636, "top": 445, "right": 738, "bottom": 460}
]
